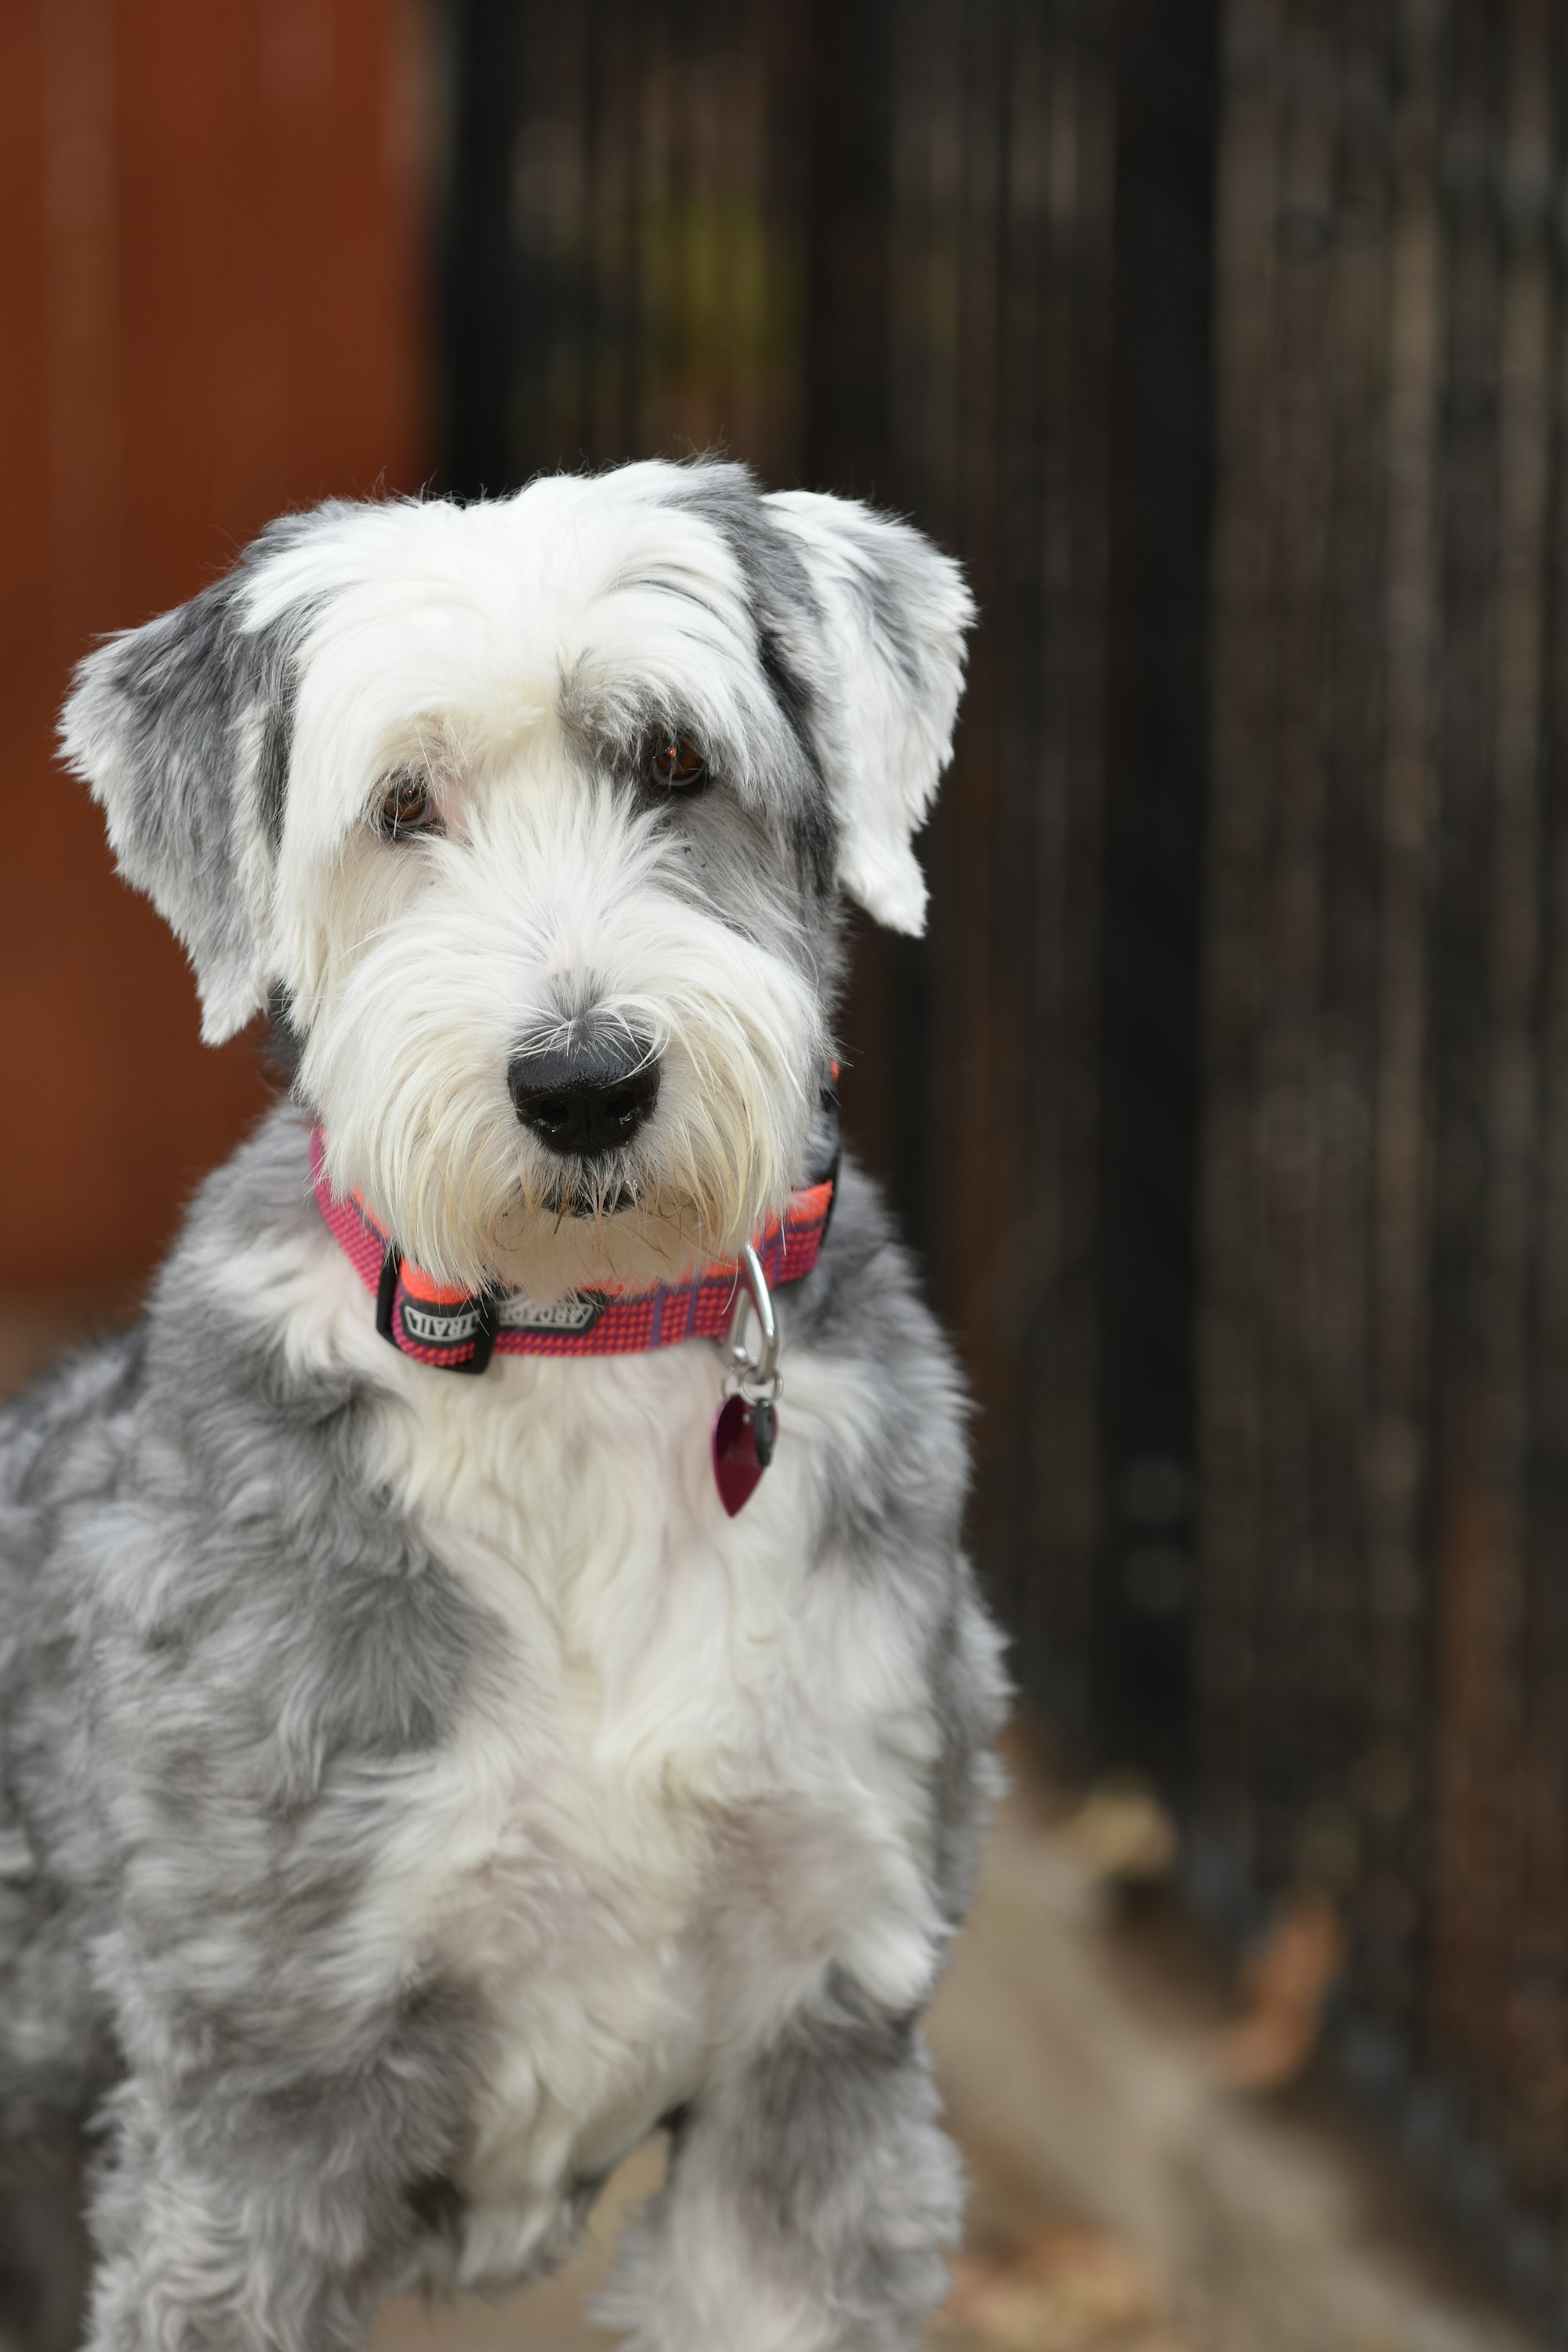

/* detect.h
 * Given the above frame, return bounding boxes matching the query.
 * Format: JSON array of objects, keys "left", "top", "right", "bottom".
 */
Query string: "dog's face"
[{"left": 62, "top": 462, "right": 971, "bottom": 1298}]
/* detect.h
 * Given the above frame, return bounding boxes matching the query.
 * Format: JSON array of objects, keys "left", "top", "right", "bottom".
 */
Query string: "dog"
[{"left": 0, "top": 458, "right": 1005, "bottom": 2352}]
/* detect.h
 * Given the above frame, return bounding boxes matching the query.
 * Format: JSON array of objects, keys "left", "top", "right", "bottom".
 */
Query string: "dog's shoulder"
[{"left": 0, "top": 1323, "right": 147, "bottom": 1523}]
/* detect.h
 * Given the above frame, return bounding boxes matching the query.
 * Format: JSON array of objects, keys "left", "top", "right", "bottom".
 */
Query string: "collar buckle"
[{"left": 376, "top": 1243, "right": 499, "bottom": 1375}]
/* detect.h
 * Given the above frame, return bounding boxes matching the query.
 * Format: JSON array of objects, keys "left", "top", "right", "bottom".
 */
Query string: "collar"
[{"left": 311, "top": 1127, "right": 837, "bottom": 1377}]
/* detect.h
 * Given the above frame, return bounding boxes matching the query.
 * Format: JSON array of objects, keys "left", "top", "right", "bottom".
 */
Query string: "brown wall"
[{"left": 0, "top": 0, "right": 428, "bottom": 1294}]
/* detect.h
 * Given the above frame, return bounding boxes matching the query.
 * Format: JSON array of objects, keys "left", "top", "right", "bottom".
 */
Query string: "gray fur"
[
  {"left": 674, "top": 466, "right": 962, "bottom": 898},
  {"left": 556, "top": 646, "right": 842, "bottom": 995},
  {"left": 559, "top": 465, "right": 844, "bottom": 911},
  {"left": 672, "top": 468, "right": 850, "bottom": 900},
  {"left": 604, "top": 1969, "right": 960, "bottom": 2350},
  {"left": 5, "top": 464, "right": 1001, "bottom": 2352},
  {"left": 1, "top": 1120, "right": 998, "bottom": 2352},
  {"left": 57, "top": 514, "right": 328, "bottom": 1039}
]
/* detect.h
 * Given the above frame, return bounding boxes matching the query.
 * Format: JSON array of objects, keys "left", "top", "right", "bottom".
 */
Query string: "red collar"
[{"left": 311, "top": 1130, "right": 836, "bottom": 1375}]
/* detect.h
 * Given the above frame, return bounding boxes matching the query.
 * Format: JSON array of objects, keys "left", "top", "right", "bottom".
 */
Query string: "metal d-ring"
[{"left": 727, "top": 1243, "right": 782, "bottom": 1401}]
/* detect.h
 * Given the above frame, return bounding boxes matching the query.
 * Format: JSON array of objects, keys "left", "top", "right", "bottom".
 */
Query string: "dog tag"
[{"left": 712, "top": 1392, "right": 774, "bottom": 1516}]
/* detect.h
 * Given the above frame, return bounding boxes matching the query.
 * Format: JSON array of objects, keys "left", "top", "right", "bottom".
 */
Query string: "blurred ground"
[
  {"left": 0, "top": 1306, "right": 1548, "bottom": 2352},
  {"left": 375, "top": 1739, "right": 1543, "bottom": 2352},
  {"left": 373, "top": 1758, "right": 1203, "bottom": 2352}
]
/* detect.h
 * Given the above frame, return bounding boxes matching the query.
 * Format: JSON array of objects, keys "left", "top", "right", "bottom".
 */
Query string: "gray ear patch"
[
  {"left": 60, "top": 517, "right": 322, "bottom": 1043},
  {"left": 671, "top": 463, "right": 974, "bottom": 938},
  {"left": 656, "top": 461, "right": 842, "bottom": 903},
  {"left": 760, "top": 487, "right": 973, "bottom": 937}
]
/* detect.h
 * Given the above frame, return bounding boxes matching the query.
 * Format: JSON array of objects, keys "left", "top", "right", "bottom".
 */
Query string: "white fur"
[
  {"left": 246, "top": 474, "right": 850, "bottom": 1298},
  {"left": 209, "top": 1203, "right": 950, "bottom": 2296},
  {"left": 299, "top": 769, "right": 822, "bottom": 1299},
  {"left": 65, "top": 466, "right": 971, "bottom": 1043}
]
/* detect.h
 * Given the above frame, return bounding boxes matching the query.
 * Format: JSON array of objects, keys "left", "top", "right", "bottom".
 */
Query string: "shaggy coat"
[{"left": 0, "top": 460, "right": 1005, "bottom": 2352}]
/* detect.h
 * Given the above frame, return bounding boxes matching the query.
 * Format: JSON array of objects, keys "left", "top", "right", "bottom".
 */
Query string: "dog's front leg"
[
  {"left": 601, "top": 1984, "right": 961, "bottom": 2352},
  {"left": 80, "top": 2076, "right": 428, "bottom": 2352}
]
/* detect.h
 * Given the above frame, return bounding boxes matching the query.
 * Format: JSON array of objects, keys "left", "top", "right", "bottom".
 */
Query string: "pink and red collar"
[{"left": 310, "top": 1129, "right": 835, "bottom": 1377}]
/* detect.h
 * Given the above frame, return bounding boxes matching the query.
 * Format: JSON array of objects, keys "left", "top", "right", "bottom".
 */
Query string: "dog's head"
[{"left": 62, "top": 461, "right": 972, "bottom": 1298}]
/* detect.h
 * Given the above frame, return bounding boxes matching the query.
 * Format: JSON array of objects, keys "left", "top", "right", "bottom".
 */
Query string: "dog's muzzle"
[{"left": 506, "top": 1033, "right": 660, "bottom": 1158}]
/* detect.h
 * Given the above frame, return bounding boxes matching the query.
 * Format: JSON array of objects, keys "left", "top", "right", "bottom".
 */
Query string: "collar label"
[
  {"left": 401, "top": 1291, "right": 605, "bottom": 1344},
  {"left": 399, "top": 1298, "right": 486, "bottom": 1345},
  {"left": 497, "top": 1292, "right": 605, "bottom": 1335}
]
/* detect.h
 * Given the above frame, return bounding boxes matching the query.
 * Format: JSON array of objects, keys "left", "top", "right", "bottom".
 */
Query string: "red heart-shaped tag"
[{"left": 712, "top": 1392, "right": 766, "bottom": 1516}]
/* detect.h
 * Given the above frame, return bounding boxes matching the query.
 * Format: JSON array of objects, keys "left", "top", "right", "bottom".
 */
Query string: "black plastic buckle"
[
  {"left": 376, "top": 1244, "right": 499, "bottom": 1376},
  {"left": 811, "top": 1066, "right": 841, "bottom": 1250},
  {"left": 375, "top": 1244, "right": 403, "bottom": 1343}
]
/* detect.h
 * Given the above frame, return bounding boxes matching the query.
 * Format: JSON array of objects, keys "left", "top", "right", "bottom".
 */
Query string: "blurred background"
[{"left": 6, "top": 1, "right": 1568, "bottom": 2345}]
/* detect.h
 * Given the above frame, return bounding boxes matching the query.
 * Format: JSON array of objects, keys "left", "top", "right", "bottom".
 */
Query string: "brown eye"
[
  {"left": 377, "top": 772, "right": 440, "bottom": 837},
  {"left": 647, "top": 735, "right": 708, "bottom": 794}
]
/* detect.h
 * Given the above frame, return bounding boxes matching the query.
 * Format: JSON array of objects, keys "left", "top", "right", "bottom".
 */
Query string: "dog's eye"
[
  {"left": 647, "top": 735, "right": 708, "bottom": 794},
  {"left": 376, "top": 772, "right": 441, "bottom": 837}
]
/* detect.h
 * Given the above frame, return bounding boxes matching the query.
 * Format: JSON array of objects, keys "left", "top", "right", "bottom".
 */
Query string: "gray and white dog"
[{"left": 0, "top": 459, "right": 1005, "bottom": 2352}]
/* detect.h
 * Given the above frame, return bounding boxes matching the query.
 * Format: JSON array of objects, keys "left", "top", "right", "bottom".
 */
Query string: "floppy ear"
[
  {"left": 59, "top": 530, "right": 315, "bottom": 1043},
  {"left": 764, "top": 490, "right": 973, "bottom": 935}
]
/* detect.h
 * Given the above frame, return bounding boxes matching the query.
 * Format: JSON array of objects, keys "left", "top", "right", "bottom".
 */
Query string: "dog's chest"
[{"left": 358, "top": 1343, "right": 930, "bottom": 2259}]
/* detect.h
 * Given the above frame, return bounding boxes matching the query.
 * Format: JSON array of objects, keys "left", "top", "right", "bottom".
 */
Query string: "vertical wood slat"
[
  {"left": 1251, "top": 0, "right": 1335, "bottom": 1896},
  {"left": 1093, "top": 0, "right": 1215, "bottom": 1790},
  {"left": 1014, "top": 9, "right": 1117, "bottom": 1733},
  {"left": 1198, "top": 0, "right": 1283, "bottom": 1912},
  {"left": 887, "top": 0, "right": 1018, "bottom": 1582},
  {"left": 1361, "top": 0, "right": 1440, "bottom": 2061},
  {"left": 1309, "top": 0, "right": 1390, "bottom": 1979},
  {"left": 1426, "top": 0, "right": 1510, "bottom": 2161},
  {"left": 1485, "top": 0, "right": 1553, "bottom": 2220},
  {"left": 1517, "top": 0, "right": 1568, "bottom": 2278}
]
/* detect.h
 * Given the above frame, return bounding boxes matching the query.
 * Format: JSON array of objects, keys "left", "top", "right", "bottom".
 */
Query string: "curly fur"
[{"left": 2, "top": 459, "right": 1004, "bottom": 2352}]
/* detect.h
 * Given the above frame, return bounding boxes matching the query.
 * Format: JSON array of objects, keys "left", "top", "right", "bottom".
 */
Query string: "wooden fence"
[
  {"left": 1200, "top": 0, "right": 1568, "bottom": 2309},
  {"left": 443, "top": 0, "right": 1568, "bottom": 2320}
]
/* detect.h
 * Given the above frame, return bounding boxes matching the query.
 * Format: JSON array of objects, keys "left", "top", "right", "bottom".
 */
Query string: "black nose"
[{"left": 506, "top": 1033, "right": 661, "bottom": 1157}]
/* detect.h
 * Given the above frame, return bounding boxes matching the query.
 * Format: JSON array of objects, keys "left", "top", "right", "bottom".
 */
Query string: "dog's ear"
[
  {"left": 59, "top": 537, "right": 314, "bottom": 1043},
  {"left": 764, "top": 492, "right": 973, "bottom": 935}
]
